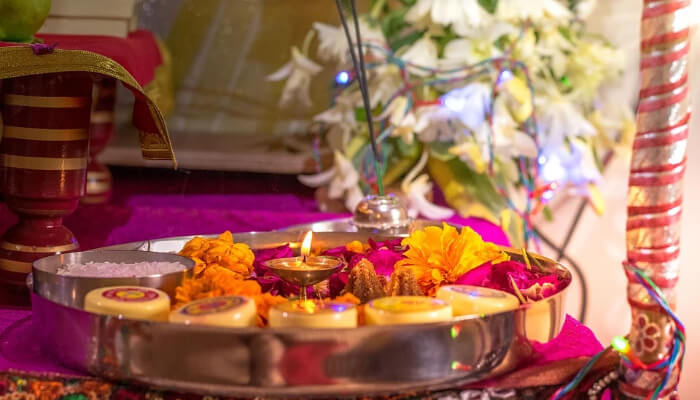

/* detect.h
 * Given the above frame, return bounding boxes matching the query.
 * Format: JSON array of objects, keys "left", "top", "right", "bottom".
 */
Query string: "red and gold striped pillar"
[
  {"left": 0, "top": 72, "right": 92, "bottom": 305},
  {"left": 621, "top": 0, "right": 690, "bottom": 397},
  {"left": 83, "top": 78, "right": 117, "bottom": 205}
]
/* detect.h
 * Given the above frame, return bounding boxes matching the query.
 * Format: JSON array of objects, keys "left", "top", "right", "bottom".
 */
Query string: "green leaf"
[
  {"left": 432, "top": 27, "right": 457, "bottom": 58},
  {"left": 400, "top": 0, "right": 417, "bottom": 5},
  {"left": 478, "top": 0, "right": 498, "bottom": 14},
  {"left": 429, "top": 141, "right": 456, "bottom": 162},
  {"left": 354, "top": 107, "right": 367, "bottom": 123},
  {"left": 396, "top": 137, "right": 421, "bottom": 158},
  {"left": 380, "top": 7, "right": 410, "bottom": 41},
  {"left": 389, "top": 29, "right": 425, "bottom": 52},
  {"left": 542, "top": 206, "right": 553, "bottom": 222},
  {"left": 60, "top": 395, "right": 87, "bottom": 400}
]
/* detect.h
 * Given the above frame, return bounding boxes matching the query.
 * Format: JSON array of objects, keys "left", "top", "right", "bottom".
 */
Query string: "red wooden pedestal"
[
  {"left": 0, "top": 72, "right": 92, "bottom": 305},
  {"left": 83, "top": 78, "right": 116, "bottom": 205}
]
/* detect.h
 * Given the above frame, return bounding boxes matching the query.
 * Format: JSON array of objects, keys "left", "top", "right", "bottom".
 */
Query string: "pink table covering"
[{"left": 0, "top": 168, "right": 600, "bottom": 384}]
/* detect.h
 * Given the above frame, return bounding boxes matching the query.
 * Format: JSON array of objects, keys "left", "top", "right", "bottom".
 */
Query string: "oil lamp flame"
[{"left": 301, "top": 231, "right": 313, "bottom": 262}]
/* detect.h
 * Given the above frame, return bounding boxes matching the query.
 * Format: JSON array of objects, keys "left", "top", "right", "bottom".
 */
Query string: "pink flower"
[
  {"left": 455, "top": 260, "right": 569, "bottom": 301},
  {"left": 323, "top": 238, "right": 406, "bottom": 297}
]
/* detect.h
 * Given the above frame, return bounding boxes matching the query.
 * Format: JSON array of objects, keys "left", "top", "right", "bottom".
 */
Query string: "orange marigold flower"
[
  {"left": 179, "top": 231, "right": 254, "bottom": 279},
  {"left": 332, "top": 292, "right": 361, "bottom": 305},
  {"left": 345, "top": 240, "right": 365, "bottom": 253},
  {"left": 394, "top": 223, "right": 509, "bottom": 296},
  {"left": 254, "top": 293, "right": 288, "bottom": 327},
  {"left": 175, "top": 265, "right": 287, "bottom": 327}
]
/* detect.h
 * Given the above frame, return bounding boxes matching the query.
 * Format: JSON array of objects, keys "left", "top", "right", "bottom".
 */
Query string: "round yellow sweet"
[
  {"left": 436, "top": 285, "right": 520, "bottom": 316},
  {"left": 84, "top": 286, "right": 170, "bottom": 321},
  {"left": 365, "top": 296, "right": 452, "bottom": 325},
  {"left": 269, "top": 300, "right": 357, "bottom": 328},
  {"left": 170, "top": 295, "right": 257, "bottom": 327}
]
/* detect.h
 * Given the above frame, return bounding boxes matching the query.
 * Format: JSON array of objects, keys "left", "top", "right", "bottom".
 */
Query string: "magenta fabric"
[{"left": 0, "top": 169, "right": 510, "bottom": 250}]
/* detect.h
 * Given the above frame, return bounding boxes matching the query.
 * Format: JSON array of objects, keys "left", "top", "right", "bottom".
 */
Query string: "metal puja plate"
[{"left": 31, "top": 231, "right": 570, "bottom": 398}]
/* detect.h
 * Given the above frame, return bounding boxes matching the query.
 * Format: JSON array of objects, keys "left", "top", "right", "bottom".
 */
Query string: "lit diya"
[{"left": 263, "top": 232, "right": 344, "bottom": 301}]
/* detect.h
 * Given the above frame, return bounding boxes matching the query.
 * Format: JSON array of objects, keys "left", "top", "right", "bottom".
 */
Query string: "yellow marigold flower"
[{"left": 395, "top": 223, "right": 509, "bottom": 296}]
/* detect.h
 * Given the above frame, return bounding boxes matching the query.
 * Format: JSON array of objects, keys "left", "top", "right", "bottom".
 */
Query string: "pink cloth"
[{"left": 0, "top": 170, "right": 510, "bottom": 250}]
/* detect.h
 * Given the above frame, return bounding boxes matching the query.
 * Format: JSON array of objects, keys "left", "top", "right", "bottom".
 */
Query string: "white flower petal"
[
  {"left": 399, "top": 36, "right": 438, "bottom": 76},
  {"left": 345, "top": 185, "right": 364, "bottom": 212},
  {"left": 298, "top": 167, "right": 337, "bottom": 187},
  {"left": 406, "top": 175, "right": 455, "bottom": 220},
  {"left": 266, "top": 61, "right": 293, "bottom": 81},
  {"left": 291, "top": 47, "right": 323, "bottom": 75}
]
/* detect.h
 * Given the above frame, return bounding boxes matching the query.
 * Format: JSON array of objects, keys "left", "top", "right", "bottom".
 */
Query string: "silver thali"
[{"left": 31, "top": 230, "right": 570, "bottom": 397}]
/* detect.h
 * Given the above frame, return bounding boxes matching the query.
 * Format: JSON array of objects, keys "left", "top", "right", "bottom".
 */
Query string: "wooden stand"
[
  {"left": 83, "top": 78, "right": 117, "bottom": 204},
  {"left": 0, "top": 72, "right": 92, "bottom": 305}
]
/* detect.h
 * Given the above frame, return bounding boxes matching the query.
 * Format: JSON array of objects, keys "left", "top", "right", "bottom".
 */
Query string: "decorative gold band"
[
  {"left": 86, "top": 181, "right": 111, "bottom": 194},
  {"left": 0, "top": 258, "right": 32, "bottom": 274},
  {"left": 90, "top": 111, "right": 114, "bottom": 124},
  {"left": 3, "top": 126, "right": 88, "bottom": 141},
  {"left": 4, "top": 94, "right": 89, "bottom": 108},
  {"left": 87, "top": 170, "right": 111, "bottom": 179},
  {"left": 81, "top": 194, "right": 110, "bottom": 204},
  {"left": 0, "top": 241, "right": 78, "bottom": 253},
  {"left": 0, "top": 46, "right": 176, "bottom": 166},
  {"left": 1, "top": 154, "right": 87, "bottom": 170}
]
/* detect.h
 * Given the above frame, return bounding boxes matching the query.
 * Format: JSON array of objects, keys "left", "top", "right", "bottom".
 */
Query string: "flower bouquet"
[{"left": 268, "top": 0, "right": 633, "bottom": 246}]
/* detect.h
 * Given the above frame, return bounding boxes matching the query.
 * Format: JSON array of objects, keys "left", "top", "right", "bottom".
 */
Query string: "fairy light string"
[
  {"left": 550, "top": 263, "right": 685, "bottom": 400},
  {"left": 327, "top": 26, "right": 554, "bottom": 245}
]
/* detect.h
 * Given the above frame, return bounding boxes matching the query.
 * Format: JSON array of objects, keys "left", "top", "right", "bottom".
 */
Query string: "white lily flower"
[
  {"left": 378, "top": 96, "right": 417, "bottom": 144},
  {"left": 566, "top": 39, "right": 625, "bottom": 103},
  {"left": 406, "top": 0, "right": 489, "bottom": 35},
  {"left": 314, "top": 103, "right": 356, "bottom": 148},
  {"left": 496, "top": 0, "right": 571, "bottom": 21},
  {"left": 575, "top": 0, "right": 597, "bottom": 19},
  {"left": 313, "top": 19, "right": 386, "bottom": 64},
  {"left": 536, "top": 96, "right": 596, "bottom": 145},
  {"left": 538, "top": 136, "right": 601, "bottom": 186},
  {"left": 398, "top": 36, "right": 438, "bottom": 76},
  {"left": 440, "top": 82, "right": 492, "bottom": 131},
  {"left": 442, "top": 23, "right": 516, "bottom": 66},
  {"left": 369, "top": 64, "right": 404, "bottom": 108},
  {"left": 401, "top": 151, "right": 455, "bottom": 220},
  {"left": 405, "top": 174, "right": 456, "bottom": 219},
  {"left": 414, "top": 105, "right": 456, "bottom": 142},
  {"left": 298, "top": 151, "right": 363, "bottom": 211},
  {"left": 491, "top": 99, "right": 538, "bottom": 159},
  {"left": 267, "top": 47, "right": 323, "bottom": 109}
]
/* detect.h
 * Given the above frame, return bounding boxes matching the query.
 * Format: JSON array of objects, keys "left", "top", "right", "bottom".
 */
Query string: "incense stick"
[{"left": 334, "top": 0, "right": 385, "bottom": 195}]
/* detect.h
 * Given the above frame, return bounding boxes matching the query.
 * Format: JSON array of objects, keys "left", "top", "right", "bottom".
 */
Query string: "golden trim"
[
  {"left": 2, "top": 155, "right": 87, "bottom": 170},
  {"left": 4, "top": 94, "right": 89, "bottom": 108},
  {"left": 3, "top": 126, "right": 88, "bottom": 141},
  {"left": 10, "top": 208, "right": 66, "bottom": 216},
  {"left": 90, "top": 111, "right": 114, "bottom": 124},
  {"left": 86, "top": 181, "right": 111, "bottom": 194},
  {"left": 0, "top": 241, "right": 78, "bottom": 253},
  {"left": 0, "top": 46, "right": 176, "bottom": 166},
  {"left": 0, "top": 258, "right": 32, "bottom": 274},
  {"left": 81, "top": 194, "right": 110, "bottom": 204},
  {"left": 87, "top": 170, "right": 111, "bottom": 179}
]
